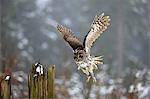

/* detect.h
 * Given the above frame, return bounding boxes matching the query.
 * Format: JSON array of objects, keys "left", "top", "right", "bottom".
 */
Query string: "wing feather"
[
  {"left": 57, "top": 24, "right": 83, "bottom": 51},
  {"left": 83, "top": 13, "right": 110, "bottom": 54}
]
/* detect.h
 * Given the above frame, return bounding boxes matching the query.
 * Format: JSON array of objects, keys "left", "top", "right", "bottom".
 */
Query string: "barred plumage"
[
  {"left": 56, "top": 13, "right": 110, "bottom": 82},
  {"left": 57, "top": 24, "right": 83, "bottom": 51},
  {"left": 84, "top": 13, "right": 110, "bottom": 54}
]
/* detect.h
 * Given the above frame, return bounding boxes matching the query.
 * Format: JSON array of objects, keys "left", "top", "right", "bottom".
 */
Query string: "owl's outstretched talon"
[
  {"left": 86, "top": 76, "right": 96, "bottom": 82},
  {"left": 92, "top": 77, "right": 97, "bottom": 82},
  {"left": 80, "top": 67, "right": 89, "bottom": 76},
  {"left": 86, "top": 76, "right": 91, "bottom": 82}
]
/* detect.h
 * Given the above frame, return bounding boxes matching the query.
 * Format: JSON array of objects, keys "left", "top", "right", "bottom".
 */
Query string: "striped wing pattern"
[{"left": 84, "top": 13, "right": 110, "bottom": 54}]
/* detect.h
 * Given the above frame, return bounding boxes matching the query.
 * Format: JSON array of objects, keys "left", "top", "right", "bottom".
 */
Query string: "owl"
[{"left": 57, "top": 13, "right": 110, "bottom": 82}]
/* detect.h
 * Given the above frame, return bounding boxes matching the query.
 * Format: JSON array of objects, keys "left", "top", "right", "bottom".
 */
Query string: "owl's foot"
[
  {"left": 86, "top": 76, "right": 91, "bottom": 82},
  {"left": 86, "top": 70, "right": 96, "bottom": 82},
  {"left": 77, "top": 66, "right": 81, "bottom": 70},
  {"left": 86, "top": 76, "right": 96, "bottom": 82},
  {"left": 93, "top": 77, "right": 97, "bottom": 82},
  {"left": 80, "top": 67, "right": 89, "bottom": 76}
]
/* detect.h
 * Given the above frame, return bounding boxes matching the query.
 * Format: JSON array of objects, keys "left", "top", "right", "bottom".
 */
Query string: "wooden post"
[
  {"left": 37, "top": 74, "right": 46, "bottom": 99},
  {"left": 127, "top": 92, "right": 138, "bottom": 99},
  {"left": 47, "top": 65, "right": 55, "bottom": 99},
  {"left": 28, "top": 64, "right": 55, "bottom": 99},
  {"left": 28, "top": 64, "right": 46, "bottom": 99},
  {"left": 1, "top": 75, "right": 11, "bottom": 99},
  {"left": 109, "top": 89, "right": 122, "bottom": 99},
  {"left": 28, "top": 64, "right": 38, "bottom": 99}
]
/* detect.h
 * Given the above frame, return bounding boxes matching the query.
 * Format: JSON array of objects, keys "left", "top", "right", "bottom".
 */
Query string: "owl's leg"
[
  {"left": 92, "top": 63, "right": 98, "bottom": 70},
  {"left": 86, "top": 73, "right": 96, "bottom": 82},
  {"left": 80, "top": 67, "right": 89, "bottom": 76},
  {"left": 86, "top": 76, "right": 91, "bottom": 82},
  {"left": 90, "top": 70, "right": 96, "bottom": 82},
  {"left": 86, "top": 69, "right": 96, "bottom": 82}
]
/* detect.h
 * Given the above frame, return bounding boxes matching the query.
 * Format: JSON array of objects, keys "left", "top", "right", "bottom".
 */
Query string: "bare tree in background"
[
  {"left": 127, "top": 0, "right": 150, "bottom": 68},
  {"left": 0, "top": 0, "right": 2, "bottom": 71},
  {"left": 0, "top": 0, "right": 19, "bottom": 73},
  {"left": 116, "top": 0, "right": 124, "bottom": 76},
  {"left": 0, "top": 30, "right": 19, "bottom": 72}
]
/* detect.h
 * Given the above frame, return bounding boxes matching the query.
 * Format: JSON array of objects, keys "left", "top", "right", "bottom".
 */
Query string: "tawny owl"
[{"left": 57, "top": 13, "right": 110, "bottom": 82}]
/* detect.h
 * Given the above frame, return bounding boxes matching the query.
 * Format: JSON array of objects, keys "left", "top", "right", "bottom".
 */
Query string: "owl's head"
[{"left": 74, "top": 49, "right": 86, "bottom": 62}]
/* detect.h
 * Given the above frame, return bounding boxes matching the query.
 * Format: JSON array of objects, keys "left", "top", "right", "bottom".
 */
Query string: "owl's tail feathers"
[{"left": 93, "top": 56, "right": 103, "bottom": 65}]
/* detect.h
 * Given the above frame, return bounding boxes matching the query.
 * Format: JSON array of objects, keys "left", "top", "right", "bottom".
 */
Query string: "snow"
[
  {"left": 35, "top": 63, "right": 44, "bottom": 75},
  {"left": 36, "top": 0, "right": 50, "bottom": 11},
  {"left": 18, "top": 42, "right": 24, "bottom": 49},
  {"left": 46, "top": 18, "right": 58, "bottom": 28},
  {"left": 129, "top": 85, "right": 135, "bottom": 93},
  {"left": 17, "top": 76, "right": 24, "bottom": 82},
  {"left": 21, "top": 38, "right": 28, "bottom": 45},
  {"left": 139, "top": 87, "right": 150, "bottom": 98},
  {"left": 41, "top": 42, "right": 48, "bottom": 49},
  {"left": 5, "top": 75, "right": 11, "bottom": 80},
  {"left": 62, "top": 18, "right": 72, "bottom": 26},
  {"left": 43, "top": 31, "right": 58, "bottom": 41},
  {"left": 25, "top": 12, "right": 36, "bottom": 18}
]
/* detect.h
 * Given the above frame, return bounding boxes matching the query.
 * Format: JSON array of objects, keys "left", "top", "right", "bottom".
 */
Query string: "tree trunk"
[{"left": 117, "top": 0, "right": 124, "bottom": 76}]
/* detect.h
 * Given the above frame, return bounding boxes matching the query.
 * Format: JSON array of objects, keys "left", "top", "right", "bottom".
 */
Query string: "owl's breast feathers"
[
  {"left": 73, "top": 48, "right": 102, "bottom": 75},
  {"left": 73, "top": 47, "right": 86, "bottom": 62}
]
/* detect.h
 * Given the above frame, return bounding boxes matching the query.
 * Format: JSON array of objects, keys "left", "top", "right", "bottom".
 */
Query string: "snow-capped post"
[
  {"left": 47, "top": 65, "right": 55, "bottom": 99},
  {"left": 28, "top": 63, "right": 55, "bottom": 99},
  {"left": 28, "top": 62, "right": 46, "bottom": 99},
  {"left": 1, "top": 75, "right": 11, "bottom": 99}
]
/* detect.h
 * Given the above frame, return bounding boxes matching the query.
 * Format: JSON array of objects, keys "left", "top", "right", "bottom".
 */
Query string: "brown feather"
[{"left": 57, "top": 24, "right": 83, "bottom": 51}]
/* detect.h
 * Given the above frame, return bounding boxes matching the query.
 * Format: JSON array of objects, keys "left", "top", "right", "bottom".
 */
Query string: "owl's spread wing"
[
  {"left": 83, "top": 13, "right": 110, "bottom": 54},
  {"left": 57, "top": 24, "right": 83, "bottom": 51}
]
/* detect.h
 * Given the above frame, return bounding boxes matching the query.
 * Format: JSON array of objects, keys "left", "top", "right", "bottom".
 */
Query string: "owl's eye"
[{"left": 79, "top": 55, "right": 83, "bottom": 58}]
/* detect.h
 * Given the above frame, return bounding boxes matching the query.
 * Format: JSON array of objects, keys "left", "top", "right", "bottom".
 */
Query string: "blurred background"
[{"left": 0, "top": 0, "right": 150, "bottom": 98}]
